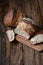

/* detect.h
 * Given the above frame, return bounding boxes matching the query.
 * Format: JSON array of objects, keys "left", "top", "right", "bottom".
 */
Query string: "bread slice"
[
  {"left": 14, "top": 21, "right": 36, "bottom": 39},
  {"left": 6, "top": 30, "right": 15, "bottom": 42},
  {"left": 15, "top": 27, "right": 30, "bottom": 39},
  {"left": 31, "top": 30, "right": 43, "bottom": 44}
]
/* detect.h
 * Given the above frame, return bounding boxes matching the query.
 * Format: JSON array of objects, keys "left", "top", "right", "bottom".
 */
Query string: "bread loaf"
[
  {"left": 30, "top": 30, "right": 43, "bottom": 44},
  {"left": 4, "top": 10, "right": 14, "bottom": 27},
  {"left": 14, "top": 21, "right": 36, "bottom": 39},
  {"left": 6, "top": 30, "right": 15, "bottom": 42},
  {"left": 4, "top": 9, "right": 18, "bottom": 27},
  {"left": 4, "top": 9, "right": 24, "bottom": 27}
]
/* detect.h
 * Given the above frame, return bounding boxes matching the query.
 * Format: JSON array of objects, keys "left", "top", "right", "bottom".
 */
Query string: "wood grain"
[
  {"left": 23, "top": 45, "right": 35, "bottom": 65},
  {"left": 16, "top": 35, "right": 43, "bottom": 52},
  {"left": 0, "top": 0, "right": 43, "bottom": 65},
  {"left": 10, "top": 42, "right": 23, "bottom": 65},
  {"left": 6, "top": 38, "right": 10, "bottom": 65}
]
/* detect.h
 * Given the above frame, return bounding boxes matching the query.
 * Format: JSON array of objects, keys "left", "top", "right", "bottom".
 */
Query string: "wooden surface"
[
  {"left": 16, "top": 35, "right": 43, "bottom": 52},
  {"left": 0, "top": 0, "right": 43, "bottom": 65}
]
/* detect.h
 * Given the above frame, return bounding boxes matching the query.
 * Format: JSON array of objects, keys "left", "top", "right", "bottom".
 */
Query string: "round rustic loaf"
[
  {"left": 4, "top": 9, "right": 24, "bottom": 27},
  {"left": 4, "top": 9, "right": 18, "bottom": 27},
  {"left": 4, "top": 10, "right": 14, "bottom": 26}
]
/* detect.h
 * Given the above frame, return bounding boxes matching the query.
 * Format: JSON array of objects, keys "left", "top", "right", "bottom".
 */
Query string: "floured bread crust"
[
  {"left": 14, "top": 21, "right": 36, "bottom": 39},
  {"left": 6, "top": 30, "right": 15, "bottom": 42},
  {"left": 15, "top": 27, "right": 30, "bottom": 39},
  {"left": 31, "top": 31, "right": 43, "bottom": 44}
]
